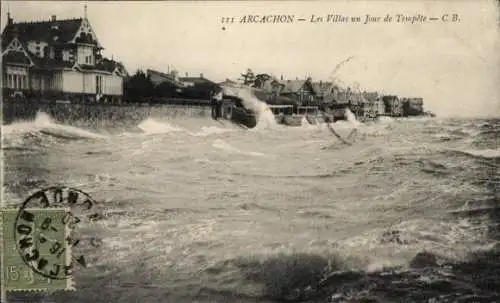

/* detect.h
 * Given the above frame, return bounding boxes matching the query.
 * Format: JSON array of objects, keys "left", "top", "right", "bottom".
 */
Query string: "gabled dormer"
[
  {"left": 71, "top": 17, "right": 102, "bottom": 48},
  {"left": 71, "top": 17, "right": 103, "bottom": 66},
  {"left": 2, "top": 37, "right": 34, "bottom": 67}
]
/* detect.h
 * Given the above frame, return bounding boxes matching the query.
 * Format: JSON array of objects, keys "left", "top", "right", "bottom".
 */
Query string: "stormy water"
[{"left": 2, "top": 95, "right": 499, "bottom": 302}]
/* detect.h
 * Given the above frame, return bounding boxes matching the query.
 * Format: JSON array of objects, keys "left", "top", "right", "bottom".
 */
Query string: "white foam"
[
  {"left": 4, "top": 111, "right": 105, "bottom": 139},
  {"left": 235, "top": 88, "right": 280, "bottom": 130},
  {"left": 212, "top": 139, "right": 265, "bottom": 157},
  {"left": 377, "top": 116, "right": 395, "bottom": 124},
  {"left": 138, "top": 118, "right": 189, "bottom": 135},
  {"left": 194, "top": 126, "right": 234, "bottom": 137},
  {"left": 40, "top": 114, "right": 106, "bottom": 139},
  {"left": 300, "top": 116, "right": 317, "bottom": 130},
  {"left": 460, "top": 148, "right": 500, "bottom": 158},
  {"left": 345, "top": 108, "right": 362, "bottom": 127}
]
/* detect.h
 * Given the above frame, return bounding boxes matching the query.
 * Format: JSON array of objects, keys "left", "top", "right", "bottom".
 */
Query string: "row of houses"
[
  {"left": 1, "top": 10, "right": 426, "bottom": 117},
  {"left": 219, "top": 74, "right": 425, "bottom": 117},
  {"left": 143, "top": 68, "right": 425, "bottom": 117}
]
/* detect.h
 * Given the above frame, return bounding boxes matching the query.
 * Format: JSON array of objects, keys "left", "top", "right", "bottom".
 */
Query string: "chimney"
[
  {"left": 51, "top": 15, "right": 56, "bottom": 21},
  {"left": 280, "top": 74, "right": 283, "bottom": 81},
  {"left": 7, "top": 13, "right": 13, "bottom": 26},
  {"left": 200, "top": 73, "right": 203, "bottom": 78},
  {"left": 185, "top": 72, "right": 188, "bottom": 77}
]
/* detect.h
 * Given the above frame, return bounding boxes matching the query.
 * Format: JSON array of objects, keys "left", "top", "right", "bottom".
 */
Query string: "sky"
[{"left": 2, "top": 0, "right": 499, "bottom": 117}]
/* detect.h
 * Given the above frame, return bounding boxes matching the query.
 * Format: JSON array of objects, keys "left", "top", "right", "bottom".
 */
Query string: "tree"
[
  {"left": 155, "top": 81, "right": 181, "bottom": 99},
  {"left": 253, "top": 73, "right": 272, "bottom": 89},
  {"left": 123, "top": 69, "right": 155, "bottom": 102},
  {"left": 239, "top": 68, "right": 255, "bottom": 85}
]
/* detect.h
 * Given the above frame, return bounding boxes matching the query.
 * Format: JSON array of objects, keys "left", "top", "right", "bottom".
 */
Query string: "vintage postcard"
[{"left": 1, "top": 0, "right": 499, "bottom": 302}]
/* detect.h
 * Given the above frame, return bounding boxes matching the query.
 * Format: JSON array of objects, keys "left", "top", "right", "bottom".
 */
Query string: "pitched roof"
[
  {"left": 1, "top": 38, "right": 34, "bottom": 66},
  {"left": 179, "top": 76, "right": 217, "bottom": 86},
  {"left": 280, "top": 79, "right": 321, "bottom": 95},
  {"left": 76, "top": 58, "right": 128, "bottom": 75},
  {"left": 96, "top": 58, "right": 128, "bottom": 75},
  {"left": 312, "top": 81, "right": 334, "bottom": 96},
  {"left": 2, "top": 18, "right": 84, "bottom": 46},
  {"left": 147, "top": 69, "right": 183, "bottom": 87},
  {"left": 281, "top": 80, "right": 306, "bottom": 93},
  {"left": 3, "top": 51, "right": 32, "bottom": 65},
  {"left": 322, "top": 86, "right": 350, "bottom": 104},
  {"left": 218, "top": 79, "right": 238, "bottom": 86}
]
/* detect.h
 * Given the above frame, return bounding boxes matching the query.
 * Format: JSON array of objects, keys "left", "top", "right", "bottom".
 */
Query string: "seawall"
[{"left": 2, "top": 101, "right": 212, "bottom": 127}]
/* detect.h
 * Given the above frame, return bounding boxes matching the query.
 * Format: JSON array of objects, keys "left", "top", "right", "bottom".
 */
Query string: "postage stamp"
[
  {"left": 2, "top": 186, "right": 99, "bottom": 292},
  {"left": 2, "top": 208, "right": 74, "bottom": 291}
]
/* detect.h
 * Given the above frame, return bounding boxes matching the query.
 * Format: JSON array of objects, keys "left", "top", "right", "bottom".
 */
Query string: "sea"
[{"left": 2, "top": 94, "right": 499, "bottom": 303}]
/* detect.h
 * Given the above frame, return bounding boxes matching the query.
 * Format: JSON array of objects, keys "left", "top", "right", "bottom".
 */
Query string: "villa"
[{"left": 1, "top": 9, "right": 128, "bottom": 103}]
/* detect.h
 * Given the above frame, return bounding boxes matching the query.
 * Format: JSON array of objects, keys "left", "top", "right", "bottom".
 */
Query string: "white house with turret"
[{"left": 1, "top": 9, "right": 128, "bottom": 102}]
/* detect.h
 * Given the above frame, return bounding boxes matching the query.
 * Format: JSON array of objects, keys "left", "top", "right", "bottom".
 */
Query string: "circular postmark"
[{"left": 13, "top": 186, "right": 101, "bottom": 280}]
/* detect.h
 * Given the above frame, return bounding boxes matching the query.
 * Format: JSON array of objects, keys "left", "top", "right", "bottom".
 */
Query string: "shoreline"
[{"left": 2, "top": 98, "right": 436, "bottom": 127}]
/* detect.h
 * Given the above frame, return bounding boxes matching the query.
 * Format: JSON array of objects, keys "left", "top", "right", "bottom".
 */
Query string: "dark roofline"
[
  {"left": 147, "top": 69, "right": 175, "bottom": 79},
  {"left": 10, "top": 17, "right": 83, "bottom": 26},
  {"left": 2, "top": 18, "right": 84, "bottom": 35},
  {"left": 179, "top": 76, "right": 209, "bottom": 80}
]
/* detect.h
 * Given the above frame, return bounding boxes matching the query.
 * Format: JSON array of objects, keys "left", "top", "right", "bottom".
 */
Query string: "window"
[{"left": 96, "top": 75, "right": 103, "bottom": 94}]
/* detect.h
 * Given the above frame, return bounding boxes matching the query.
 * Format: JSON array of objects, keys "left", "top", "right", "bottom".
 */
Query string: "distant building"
[
  {"left": 178, "top": 74, "right": 216, "bottom": 87},
  {"left": 362, "top": 91, "right": 383, "bottom": 118},
  {"left": 321, "top": 85, "right": 349, "bottom": 105},
  {"left": 401, "top": 97, "right": 424, "bottom": 116},
  {"left": 2, "top": 10, "right": 128, "bottom": 102},
  {"left": 311, "top": 81, "right": 334, "bottom": 101},
  {"left": 279, "top": 77, "right": 320, "bottom": 105},
  {"left": 382, "top": 95, "right": 403, "bottom": 117},
  {"left": 376, "top": 96, "right": 385, "bottom": 116},
  {"left": 147, "top": 69, "right": 183, "bottom": 88}
]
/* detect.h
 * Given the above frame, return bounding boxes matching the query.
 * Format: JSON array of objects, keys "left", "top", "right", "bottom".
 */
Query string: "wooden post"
[
  {"left": 0, "top": 64, "right": 6, "bottom": 302},
  {"left": 1, "top": 184, "right": 6, "bottom": 303}
]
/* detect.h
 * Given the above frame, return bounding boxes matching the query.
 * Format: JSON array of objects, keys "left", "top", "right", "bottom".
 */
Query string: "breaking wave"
[
  {"left": 2, "top": 111, "right": 106, "bottom": 146},
  {"left": 233, "top": 87, "right": 280, "bottom": 130}
]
